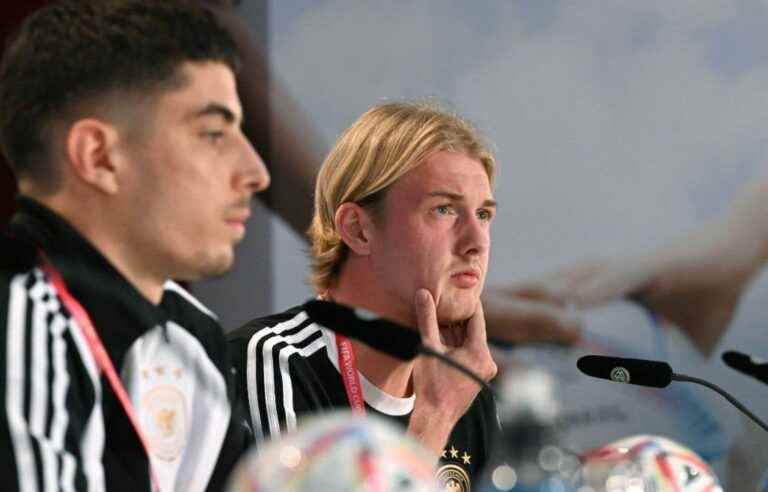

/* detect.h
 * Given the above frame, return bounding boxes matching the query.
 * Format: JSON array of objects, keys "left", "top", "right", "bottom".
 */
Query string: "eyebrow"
[
  {"left": 190, "top": 102, "right": 240, "bottom": 124},
  {"left": 426, "top": 191, "right": 497, "bottom": 208}
]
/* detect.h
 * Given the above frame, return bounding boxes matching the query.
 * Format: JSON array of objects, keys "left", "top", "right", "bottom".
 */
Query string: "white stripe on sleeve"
[
  {"left": 49, "top": 314, "right": 70, "bottom": 451},
  {"left": 67, "top": 317, "right": 105, "bottom": 492},
  {"left": 6, "top": 272, "right": 39, "bottom": 492},
  {"left": 30, "top": 286, "right": 60, "bottom": 492},
  {"left": 246, "top": 311, "right": 308, "bottom": 439},
  {"left": 262, "top": 322, "right": 323, "bottom": 434},
  {"left": 278, "top": 328, "right": 326, "bottom": 431}
]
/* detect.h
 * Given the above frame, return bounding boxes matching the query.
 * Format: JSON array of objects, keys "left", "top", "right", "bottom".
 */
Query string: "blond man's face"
[{"left": 367, "top": 151, "right": 495, "bottom": 325}]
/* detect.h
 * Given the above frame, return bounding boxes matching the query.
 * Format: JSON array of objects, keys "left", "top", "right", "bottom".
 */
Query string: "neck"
[
  {"left": 89, "top": 235, "right": 166, "bottom": 304},
  {"left": 38, "top": 193, "right": 166, "bottom": 305},
  {"left": 328, "top": 259, "right": 416, "bottom": 398},
  {"left": 347, "top": 338, "right": 414, "bottom": 398}
]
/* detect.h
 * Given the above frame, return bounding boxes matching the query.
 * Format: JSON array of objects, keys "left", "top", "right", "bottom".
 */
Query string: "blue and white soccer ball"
[
  {"left": 578, "top": 435, "right": 723, "bottom": 492},
  {"left": 226, "top": 412, "right": 439, "bottom": 492}
]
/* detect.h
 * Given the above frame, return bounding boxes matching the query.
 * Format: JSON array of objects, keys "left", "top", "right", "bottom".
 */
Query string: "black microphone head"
[
  {"left": 577, "top": 355, "right": 673, "bottom": 388},
  {"left": 303, "top": 300, "right": 421, "bottom": 361},
  {"left": 722, "top": 350, "right": 753, "bottom": 371},
  {"left": 722, "top": 350, "right": 768, "bottom": 384}
]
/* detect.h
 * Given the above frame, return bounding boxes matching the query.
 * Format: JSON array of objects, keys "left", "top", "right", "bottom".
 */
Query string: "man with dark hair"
[{"left": 0, "top": 0, "right": 269, "bottom": 490}]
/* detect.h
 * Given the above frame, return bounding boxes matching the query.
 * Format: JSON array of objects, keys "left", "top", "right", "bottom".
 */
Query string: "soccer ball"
[
  {"left": 578, "top": 435, "right": 722, "bottom": 492},
  {"left": 226, "top": 411, "right": 439, "bottom": 492}
]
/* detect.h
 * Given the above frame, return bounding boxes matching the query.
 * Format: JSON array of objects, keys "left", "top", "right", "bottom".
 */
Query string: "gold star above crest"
[
  {"left": 441, "top": 449, "right": 447, "bottom": 459},
  {"left": 450, "top": 446, "right": 459, "bottom": 459},
  {"left": 462, "top": 452, "right": 471, "bottom": 465}
]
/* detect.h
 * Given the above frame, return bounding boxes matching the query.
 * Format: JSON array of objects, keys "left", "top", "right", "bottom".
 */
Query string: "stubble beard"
[
  {"left": 187, "top": 246, "right": 235, "bottom": 281},
  {"left": 435, "top": 289, "right": 479, "bottom": 326}
]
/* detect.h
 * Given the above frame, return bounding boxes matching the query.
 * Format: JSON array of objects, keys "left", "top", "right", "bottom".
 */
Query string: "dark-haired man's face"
[{"left": 117, "top": 61, "right": 269, "bottom": 281}]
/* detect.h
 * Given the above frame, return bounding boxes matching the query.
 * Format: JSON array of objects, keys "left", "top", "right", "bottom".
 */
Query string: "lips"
[
  {"left": 226, "top": 205, "right": 251, "bottom": 225},
  {"left": 226, "top": 199, "right": 252, "bottom": 224},
  {"left": 226, "top": 214, "right": 250, "bottom": 225},
  {"left": 225, "top": 209, "right": 251, "bottom": 237},
  {"left": 450, "top": 267, "right": 481, "bottom": 288},
  {"left": 451, "top": 267, "right": 480, "bottom": 278}
]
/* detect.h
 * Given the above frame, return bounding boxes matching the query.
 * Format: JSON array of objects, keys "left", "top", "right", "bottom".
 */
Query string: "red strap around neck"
[
  {"left": 40, "top": 253, "right": 159, "bottom": 491},
  {"left": 335, "top": 334, "right": 366, "bottom": 416}
]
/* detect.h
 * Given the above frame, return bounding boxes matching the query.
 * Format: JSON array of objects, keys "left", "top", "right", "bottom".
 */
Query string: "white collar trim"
[{"left": 320, "top": 326, "right": 415, "bottom": 416}]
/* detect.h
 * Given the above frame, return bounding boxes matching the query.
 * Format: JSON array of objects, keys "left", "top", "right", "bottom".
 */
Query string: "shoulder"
[
  {"left": 227, "top": 305, "right": 315, "bottom": 347},
  {"left": 161, "top": 280, "right": 225, "bottom": 344},
  {"left": 229, "top": 306, "right": 334, "bottom": 439},
  {"left": 0, "top": 237, "right": 50, "bottom": 324},
  {"left": 1, "top": 247, "right": 101, "bottom": 405},
  {"left": 0, "top": 234, "right": 38, "bottom": 283},
  {"left": 162, "top": 280, "right": 218, "bottom": 322},
  {"left": 160, "top": 281, "right": 230, "bottom": 373},
  {"left": 227, "top": 305, "right": 330, "bottom": 386},
  {"left": 0, "top": 248, "right": 105, "bottom": 488}
]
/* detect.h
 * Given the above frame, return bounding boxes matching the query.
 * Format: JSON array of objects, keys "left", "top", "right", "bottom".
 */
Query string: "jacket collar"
[{"left": 9, "top": 196, "right": 167, "bottom": 366}]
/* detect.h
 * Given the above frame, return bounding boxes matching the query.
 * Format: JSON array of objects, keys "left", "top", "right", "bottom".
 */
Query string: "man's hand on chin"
[
  {"left": 408, "top": 289, "right": 497, "bottom": 457},
  {"left": 439, "top": 320, "right": 469, "bottom": 347}
]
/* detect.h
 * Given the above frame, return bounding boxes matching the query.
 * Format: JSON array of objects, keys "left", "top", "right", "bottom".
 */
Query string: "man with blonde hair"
[{"left": 229, "top": 101, "right": 498, "bottom": 487}]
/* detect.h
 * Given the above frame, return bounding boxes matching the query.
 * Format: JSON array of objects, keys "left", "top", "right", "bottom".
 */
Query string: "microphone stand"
[{"left": 673, "top": 373, "right": 768, "bottom": 432}]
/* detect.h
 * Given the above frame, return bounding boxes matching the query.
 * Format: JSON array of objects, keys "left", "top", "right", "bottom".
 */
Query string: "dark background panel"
[{"left": 0, "top": 1, "right": 51, "bottom": 224}]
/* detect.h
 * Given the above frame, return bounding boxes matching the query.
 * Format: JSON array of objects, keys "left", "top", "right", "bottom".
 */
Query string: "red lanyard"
[
  {"left": 335, "top": 334, "right": 366, "bottom": 416},
  {"left": 335, "top": 334, "right": 388, "bottom": 492},
  {"left": 40, "top": 254, "right": 159, "bottom": 492}
]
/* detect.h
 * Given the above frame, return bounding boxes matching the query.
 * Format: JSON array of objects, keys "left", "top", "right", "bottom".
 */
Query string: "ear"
[
  {"left": 335, "top": 202, "right": 375, "bottom": 255},
  {"left": 65, "top": 118, "right": 121, "bottom": 194}
]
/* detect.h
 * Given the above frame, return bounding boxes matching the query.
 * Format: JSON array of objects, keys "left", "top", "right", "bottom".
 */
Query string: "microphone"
[
  {"left": 303, "top": 300, "right": 421, "bottom": 361},
  {"left": 576, "top": 355, "right": 672, "bottom": 388},
  {"left": 577, "top": 354, "right": 768, "bottom": 432},
  {"left": 722, "top": 350, "right": 768, "bottom": 385},
  {"left": 303, "top": 300, "right": 494, "bottom": 394}
]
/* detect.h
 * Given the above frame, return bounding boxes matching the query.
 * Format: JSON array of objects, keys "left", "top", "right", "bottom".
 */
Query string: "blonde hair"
[{"left": 308, "top": 101, "right": 496, "bottom": 292}]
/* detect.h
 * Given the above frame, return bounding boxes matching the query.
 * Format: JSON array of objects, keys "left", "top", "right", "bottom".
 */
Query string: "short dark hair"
[{"left": 0, "top": 0, "right": 240, "bottom": 184}]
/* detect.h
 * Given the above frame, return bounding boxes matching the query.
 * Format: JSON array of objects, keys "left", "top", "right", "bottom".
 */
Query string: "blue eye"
[
  {"left": 435, "top": 204, "right": 457, "bottom": 216},
  {"left": 477, "top": 209, "right": 493, "bottom": 221}
]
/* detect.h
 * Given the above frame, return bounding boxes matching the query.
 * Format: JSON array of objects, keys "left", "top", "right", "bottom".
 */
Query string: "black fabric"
[
  {"left": 0, "top": 197, "right": 244, "bottom": 491},
  {"left": 228, "top": 304, "right": 497, "bottom": 484}
]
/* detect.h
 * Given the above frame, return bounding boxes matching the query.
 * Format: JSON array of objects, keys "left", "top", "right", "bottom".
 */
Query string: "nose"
[
  {"left": 236, "top": 137, "right": 271, "bottom": 194},
  {"left": 457, "top": 213, "right": 490, "bottom": 258}
]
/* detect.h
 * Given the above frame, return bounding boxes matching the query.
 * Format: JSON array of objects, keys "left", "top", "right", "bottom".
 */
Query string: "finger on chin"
[{"left": 415, "top": 288, "right": 441, "bottom": 345}]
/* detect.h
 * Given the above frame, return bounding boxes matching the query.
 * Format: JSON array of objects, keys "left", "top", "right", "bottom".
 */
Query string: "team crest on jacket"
[
  {"left": 141, "top": 367, "right": 188, "bottom": 462},
  {"left": 437, "top": 463, "right": 471, "bottom": 492}
]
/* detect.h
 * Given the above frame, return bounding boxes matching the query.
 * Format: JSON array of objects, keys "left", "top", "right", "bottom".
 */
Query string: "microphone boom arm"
[
  {"left": 417, "top": 344, "right": 496, "bottom": 395},
  {"left": 673, "top": 373, "right": 768, "bottom": 432}
]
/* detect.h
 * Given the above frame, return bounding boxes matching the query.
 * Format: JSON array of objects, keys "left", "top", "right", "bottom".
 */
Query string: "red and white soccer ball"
[
  {"left": 579, "top": 434, "right": 723, "bottom": 492},
  {"left": 226, "top": 412, "right": 439, "bottom": 492}
]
